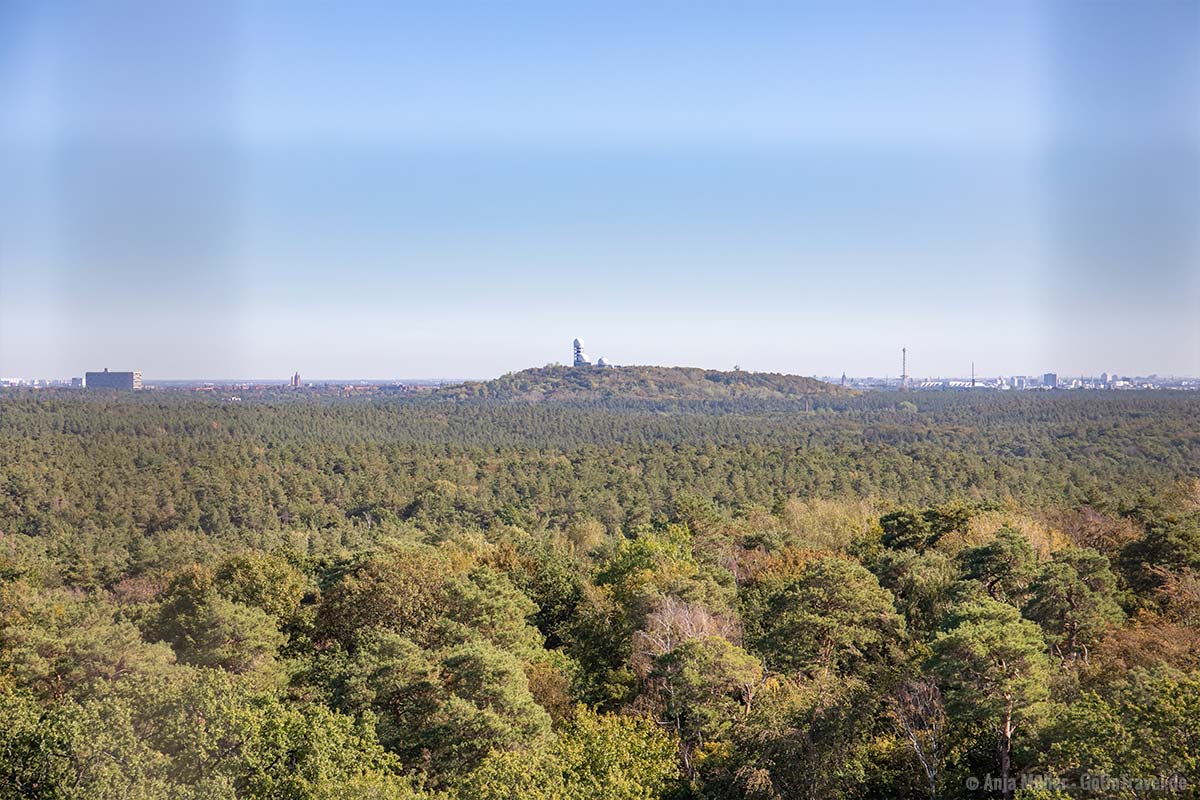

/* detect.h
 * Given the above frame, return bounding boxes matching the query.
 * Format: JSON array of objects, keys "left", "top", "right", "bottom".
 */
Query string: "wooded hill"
[{"left": 434, "top": 364, "right": 853, "bottom": 403}]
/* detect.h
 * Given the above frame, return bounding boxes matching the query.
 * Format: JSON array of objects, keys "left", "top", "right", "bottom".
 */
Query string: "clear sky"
[{"left": 1, "top": 1, "right": 1197, "bottom": 379}]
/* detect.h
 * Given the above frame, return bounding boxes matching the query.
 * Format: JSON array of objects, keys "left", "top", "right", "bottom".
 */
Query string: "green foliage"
[
  {"left": 462, "top": 748, "right": 564, "bottom": 800},
  {"left": 150, "top": 567, "right": 285, "bottom": 680},
  {"left": 719, "top": 674, "right": 892, "bottom": 800},
  {"left": 0, "top": 669, "right": 427, "bottom": 800},
  {"left": 880, "top": 508, "right": 936, "bottom": 552},
  {"left": 743, "top": 556, "right": 906, "bottom": 678},
  {"left": 214, "top": 552, "right": 307, "bottom": 622},
  {"left": 648, "top": 635, "right": 762, "bottom": 774},
  {"left": 930, "top": 598, "right": 1052, "bottom": 789},
  {"left": 316, "top": 550, "right": 449, "bottom": 649},
  {"left": 0, "top": 676, "right": 73, "bottom": 799},
  {"left": 314, "top": 631, "right": 551, "bottom": 780},
  {"left": 0, "top": 582, "right": 177, "bottom": 701},
  {"left": 1119, "top": 512, "right": 1200, "bottom": 597},
  {"left": 931, "top": 599, "right": 1051, "bottom": 720},
  {"left": 562, "top": 585, "right": 639, "bottom": 708},
  {"left": 879, "top": 503, "right": 974, "bottom": 553},
  {"left": 1, "top": 389, "right": 1198, "bottom": 798},
  {"left": 870, "top": 548, "right": 959, "bottom": 638},
  {"left": 1023, "top": 548, "right": 1124, "bottom": 662},
  {"left": 4, "top": 391, "right": 1195, "bottom": 576},
  {"left": 957, "top": 527, "right": 1039, "bottom": 606},
  {"left": 1040, "top": 668, "right": 1200, "bottom": 796},
  {"left": 554, "top": 707, "right": 681, "bottom": 799},
  {"left": 321, "top": 633, "right": 441, "bottom": 760},
  {"left": 176, "top": 596, "right": 286, "bottom": 678},
  {"left": 463, "top": 707, "right": 680, "bottom": 800},
  {"left": 434, "top": 640, "right": 553, "bottom": 770},
  {"left": 507, "top": 541, "right": 586, "bottom": 649},
  {"left": 439, "top": 565, "right": 544, "bottom": 655},
  {"left": 596, "top": 525, "right": 722, "bottom": 616}
]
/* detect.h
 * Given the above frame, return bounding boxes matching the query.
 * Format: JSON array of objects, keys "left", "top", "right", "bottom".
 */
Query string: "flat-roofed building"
[{"left": 85, "top": 368, "right": 142, "bottom": 390}]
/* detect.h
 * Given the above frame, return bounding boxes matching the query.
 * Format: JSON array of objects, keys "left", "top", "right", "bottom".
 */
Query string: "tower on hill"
[
  {"left": 573, "top": 338, "right": 613, "bottom": 367},
  {"left": 573, "top": 338, "right": 591, "bottom": 366}
]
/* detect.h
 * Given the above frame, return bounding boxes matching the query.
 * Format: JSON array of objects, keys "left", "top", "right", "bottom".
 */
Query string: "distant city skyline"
[
  {"left": 2, "top": 1, "right": 1197, "bottom": 379},
  {"left": 5, "top": 355, "right": 1198, "bottom": 388}
]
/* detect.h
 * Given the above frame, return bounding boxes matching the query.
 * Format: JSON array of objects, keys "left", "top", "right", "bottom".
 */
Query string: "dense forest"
[{"left": 2, "top": 385, "right": 1199, "bottom": 799}]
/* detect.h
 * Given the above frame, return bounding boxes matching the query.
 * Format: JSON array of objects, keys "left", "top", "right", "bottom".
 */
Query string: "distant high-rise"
[
  {"left": 1043, "top": 372, "right": 1058, "bottom": 389},
  {"left": 84, "top": 368, "right": 141, "bottom": 391},
  {"left": 291, "top": 372, "right": 301, "bottom": 388}
]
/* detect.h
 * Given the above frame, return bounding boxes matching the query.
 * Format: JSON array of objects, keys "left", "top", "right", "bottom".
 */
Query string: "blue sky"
[{"left": 1, "top": 1, "right": 1197, "bottom": 379}]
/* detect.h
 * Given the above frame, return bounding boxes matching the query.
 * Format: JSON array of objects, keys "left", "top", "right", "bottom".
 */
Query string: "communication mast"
[{"left": 901, "top": 347, "right": 908, "bottom": 390}]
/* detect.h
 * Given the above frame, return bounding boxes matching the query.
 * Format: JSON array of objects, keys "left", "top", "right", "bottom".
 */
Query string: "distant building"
[
  {"left": 70, "top": 377, "right": 83, "bottom": 388},
  {"left": 573, "top": 338, "right": 592, "bottom": 367},
  {"left": 84, "top": 368, "right": 141, "bottom": 391},
  {"left": 573, "top": 338, "right": 614, "bottom": 367},
  {"left": 1042, "top": 372, "right": 1058, "bottom": 389},
  {"left": 291, "top": 371, "right": 301, "bottom": 388}
]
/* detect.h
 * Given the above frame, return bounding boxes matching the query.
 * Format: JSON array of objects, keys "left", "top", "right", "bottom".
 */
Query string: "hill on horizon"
[{"left": 432, "top": 364, "right": 854, "bottom": 404}]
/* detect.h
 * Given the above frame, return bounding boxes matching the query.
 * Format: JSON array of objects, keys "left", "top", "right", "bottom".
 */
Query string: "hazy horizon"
[
  {"left": 2, "top": 1, "right": 1197, "bottom": 379},
  {"left": 11, "top": 360, "right": 1199, "bottom": 385}
]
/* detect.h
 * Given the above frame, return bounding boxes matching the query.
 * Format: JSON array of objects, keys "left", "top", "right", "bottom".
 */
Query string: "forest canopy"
[{"left": 1, "top": 388, "right": 1198, "bottom": 799}]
